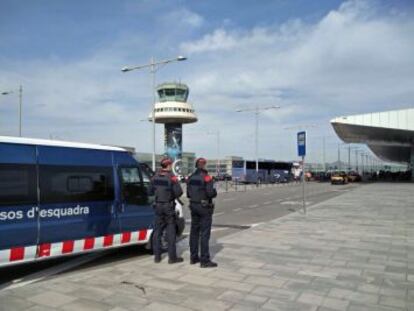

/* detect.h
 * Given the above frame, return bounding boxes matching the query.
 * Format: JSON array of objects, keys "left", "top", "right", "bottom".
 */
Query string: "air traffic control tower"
[{"left": 150, "top": 82, "right": 197, "bottom": 174}]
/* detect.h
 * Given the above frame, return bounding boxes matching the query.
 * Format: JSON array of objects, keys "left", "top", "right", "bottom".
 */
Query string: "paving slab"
[{"left": 0, "top": 183, "right": 413, "bottom": 310}]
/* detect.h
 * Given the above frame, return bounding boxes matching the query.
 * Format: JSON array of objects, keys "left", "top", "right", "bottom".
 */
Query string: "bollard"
[{"left": 225, "top": 179, "right": 228, "bottom": 192}]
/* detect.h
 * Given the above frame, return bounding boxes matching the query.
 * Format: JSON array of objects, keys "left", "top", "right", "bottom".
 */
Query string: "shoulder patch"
[
  {"left": 204, "top": 175, "right": 213, "bottom": 183},
  {"left": 171, "top": 176, "right": 178, "bottom": 183}
]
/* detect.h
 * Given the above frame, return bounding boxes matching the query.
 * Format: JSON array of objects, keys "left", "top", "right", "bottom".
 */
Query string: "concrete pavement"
[
  {"left": 1, "top": 183, "right": 413, "bottom": 310},
  {"left": 0, "top": 182, "right": 357, "bottom": 286}
]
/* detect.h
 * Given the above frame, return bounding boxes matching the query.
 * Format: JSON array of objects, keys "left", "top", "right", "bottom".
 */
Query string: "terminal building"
[{"left": 331, "top": 108, "right": 414, "bottom": 181}]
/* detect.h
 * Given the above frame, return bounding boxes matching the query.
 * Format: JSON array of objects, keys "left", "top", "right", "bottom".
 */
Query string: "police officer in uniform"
[
  {"left": 187, "top": 158, "right": 218, "bottom": 268},
  {"left": 149, "top": 157, "right": 184, "bottom": 264}
]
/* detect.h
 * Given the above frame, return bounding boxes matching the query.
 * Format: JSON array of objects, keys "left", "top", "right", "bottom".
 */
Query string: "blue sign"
[{"left": 297, "top": 131, "right": 306, "bottom": 157}]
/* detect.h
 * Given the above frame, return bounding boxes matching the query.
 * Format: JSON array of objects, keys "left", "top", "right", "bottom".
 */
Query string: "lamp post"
[
  {"left": 337, "top": 143, "right": 359, "bottom": 172},
  {"left": 355, "top": 149, "right": 359, "bottom": 173},
  {"left": 361, "top": 152, "right": 365, "bottom": 175},
  {"left": 337, "top": 143, "right": 341, "bottom": 170},
  {"left": 1, "top": 85, "right": 23, "bottom": 137},
  {"left": 207, "top": 130, "right": 221, "bottom": 176},
  {"left": 322, "top": 136, "right": 326, "bottom": 172},
  {"left": 236, "top": 105, "right": 280, "bottom": 181},
  {"left": 122, "top": 56, "right": 187, "bottom": 171}
]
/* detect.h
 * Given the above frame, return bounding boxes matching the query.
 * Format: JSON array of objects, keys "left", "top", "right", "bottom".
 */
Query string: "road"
[
  {"left": 0, "top": 182, "right": 359, "bottom": 288},
  {"left": 183, "top": 181, "right": 359, "bottom": 239}
]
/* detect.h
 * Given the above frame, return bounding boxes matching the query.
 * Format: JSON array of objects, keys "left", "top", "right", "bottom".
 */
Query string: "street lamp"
[
  {"left": 1, "top": 85, "right": 23, "bottom": 137},
  {"left": 122, "top": 56, "right": 187, "bottom": 171},
  {"left": 236, "top": 105, "right": 280, "bottom": 177},
  {"left": 345, "top": 144, "right": 360, "bottom": 172},
  {"left": 337, "top": 143, "right": 359, "bottom": 172},
  {"left": 207, "top": 130, "right": 221, "bottom": 175}
]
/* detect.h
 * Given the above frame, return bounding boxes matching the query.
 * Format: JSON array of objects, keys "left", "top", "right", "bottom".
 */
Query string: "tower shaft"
[{"left": 165, "top": 123, "right": 183, "bottom": 162}]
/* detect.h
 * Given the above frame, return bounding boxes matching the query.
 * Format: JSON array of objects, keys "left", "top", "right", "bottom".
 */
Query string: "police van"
[{"left": 0, "top": 136, "right": 183, "bottom": 267}]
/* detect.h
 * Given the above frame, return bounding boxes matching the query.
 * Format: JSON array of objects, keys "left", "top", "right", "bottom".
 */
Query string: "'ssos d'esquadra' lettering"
[{"left": 0, "top": 205, "right": 90, "bottom": 221}]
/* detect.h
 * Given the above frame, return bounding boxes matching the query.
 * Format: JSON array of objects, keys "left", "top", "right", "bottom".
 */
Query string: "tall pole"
[
  {"left": 302, "top": 155, "right": 306, "bottom": 214},
  {"left": 237, "top": 105, "right": 279, "bottom": 181},
  {"left": 255, "top": 106, "right": 259, "bottom": 175},
  {"left": 150, "top": 58, "right": 156, "bottom": 172},
  {"left": 348, "top": 144, "right": 351, "bottom": 172},
  {"left": 322, "top": 136, "right": 326, "bottom": 172},
  {"left": 361, "top": 153, "right": 364, "bottom": 174},
  {"left": 122, "top": 55, "right": 187, "bottom": 171},
  {"left": 337, "top": 143, "right": 341, "bottom": 170},
  {"left": 18, "top": 85, "right": 22, "bottom": 137},
  {"left": 355, "top": 150, "right": 359, "bottom": 173},
  {"left": 217, "top": 130, "right": 221, "bottom": 175},
  {"left": 216, "top": 130, "right": 220, "bottom": 176}
]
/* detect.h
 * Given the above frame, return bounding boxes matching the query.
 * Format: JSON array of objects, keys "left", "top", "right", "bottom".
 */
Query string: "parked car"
[
  {"left": 331, "top": 171, "right": 349, "bottom": 185},
  {"left": 347, "top": 172, "right": 361, "bottom": 182},
  {"left": 215, "top": 174, "right": 232, "bottom": 181}
]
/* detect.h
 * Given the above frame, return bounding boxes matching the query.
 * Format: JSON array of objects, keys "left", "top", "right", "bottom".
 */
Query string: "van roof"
[{"left": 0, "top": 136, "right": 126, "bottom": 152}]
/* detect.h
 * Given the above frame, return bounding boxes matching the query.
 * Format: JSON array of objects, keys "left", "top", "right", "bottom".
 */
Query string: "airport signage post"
[{"left": 297, "top": 131, "right": 307, "bottom": 214}]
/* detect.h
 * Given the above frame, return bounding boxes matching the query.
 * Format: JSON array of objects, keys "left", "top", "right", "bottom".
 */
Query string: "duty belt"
[{"left": 190, "top": 200, "right": 210, "bottom": 204}]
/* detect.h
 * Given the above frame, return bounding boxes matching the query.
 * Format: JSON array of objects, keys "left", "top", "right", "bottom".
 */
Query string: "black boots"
[
  {"left": 190, "top": 258, "right": 200, "bottom": 265},
  {"left": 200, "top": 261, "right": 218, "bottom": 268},
  {"left": 168, "top": 257, "right": 184, "bottom": 264}
]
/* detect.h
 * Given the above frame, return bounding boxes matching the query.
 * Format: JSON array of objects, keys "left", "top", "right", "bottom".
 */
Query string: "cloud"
[
  {"left": 180, "top": 29, "right": 237, "bottom": 53},
  {"left": 158, "top": 7, "right": 204, "bottom": 29},
  {"left": 177, "top": 0, "right": 414, "bottom": 161},
  {"left": 1, "top": 0, "right": 413, "bottom": 164}
]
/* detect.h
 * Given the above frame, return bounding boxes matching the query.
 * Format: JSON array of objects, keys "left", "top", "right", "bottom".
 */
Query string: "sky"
[{"left": 1, "top": 0, "right": 413, "bottom": 163}]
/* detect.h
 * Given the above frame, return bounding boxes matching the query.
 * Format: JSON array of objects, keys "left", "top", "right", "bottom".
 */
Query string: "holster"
[
  {"left": 153, "top": 201, "right": 175, "bottom": 209},
  {"left": 201, "top": 200, "right": 214, "bottom": 209}
]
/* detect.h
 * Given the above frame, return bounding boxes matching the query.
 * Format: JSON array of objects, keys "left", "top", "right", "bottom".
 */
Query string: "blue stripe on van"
[
  {"left": 0, "top": 143, "right": 36, "bottom": 164},
  {"left": 113, "top": 151, "right": 138, "bottom": 166},
  {"left": 38, "top": 146, "right": 113, "bottom": 166}
]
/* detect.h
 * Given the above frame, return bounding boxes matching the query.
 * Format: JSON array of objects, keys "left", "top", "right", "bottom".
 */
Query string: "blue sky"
[
  {"left": 1, "top": 0, "right": 413, "bottom": 163},
  {"left": 1, "top": 0, "right": 346, "bottom": 60}
]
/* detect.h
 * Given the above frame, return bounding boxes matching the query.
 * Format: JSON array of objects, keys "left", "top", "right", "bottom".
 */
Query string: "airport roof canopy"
[{"left": 331, "top": 108, "right": 414, "bottom": 163}]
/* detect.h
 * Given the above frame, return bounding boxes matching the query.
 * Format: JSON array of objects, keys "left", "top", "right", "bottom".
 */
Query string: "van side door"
[
  {"left": 0, "top": 143, "right": 38, "bottom": 266},
  {"left": 117, "top": 165, "right": 154, "bottom": 242},
  {"left": 37, "top": 146, "right": 119, "bottom": 258}
]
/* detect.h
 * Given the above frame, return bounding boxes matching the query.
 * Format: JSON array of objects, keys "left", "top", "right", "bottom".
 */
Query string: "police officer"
[
  {"left": 149, "top": 157, "right": 184, "bottom": 264},
  {"left": 187, "top": 158, "right": 218, "bottom": 268}
]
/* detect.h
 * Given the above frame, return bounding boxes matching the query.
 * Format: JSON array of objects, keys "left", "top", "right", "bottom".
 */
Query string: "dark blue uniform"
[
  {"left": 149, "top": 169, "right": 183, "bottom": 262},
  {"left": 187, "top": 168, "right": 217, "bottom": 265}
]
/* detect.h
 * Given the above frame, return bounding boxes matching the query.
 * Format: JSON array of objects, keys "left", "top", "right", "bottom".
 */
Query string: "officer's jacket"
[
  {"left": 149, "top": 169, "right": 183, "bottom": 203},
  {"left": 186, "top": 169, "right": 217, "bottom": 202}
]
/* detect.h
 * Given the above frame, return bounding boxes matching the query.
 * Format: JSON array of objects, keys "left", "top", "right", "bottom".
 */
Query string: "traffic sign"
[{"left": 297, "top": 131, "right": 306, "bottom": 157}]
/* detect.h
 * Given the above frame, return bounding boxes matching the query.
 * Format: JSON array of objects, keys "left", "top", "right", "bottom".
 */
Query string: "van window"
[
  {"left": 0, "top": 164, "right": 37, "bottom": 206},
  {"left": 67, "top": 176, "right": 94, "bottom": 193},
  {"left": 120, "top": 167, "right": 144, "bottom": 205},
  {"left": 140, "top": 168, "right": 151, "bottom": 184},
  {"left": 40, "top": 166, "right": 114, "bottom": 203}
]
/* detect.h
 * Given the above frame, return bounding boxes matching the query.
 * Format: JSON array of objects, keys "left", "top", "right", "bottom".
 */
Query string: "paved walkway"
[{"left": 1, "top": 183, "right": 413, "bottom": 311}]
